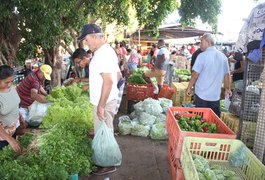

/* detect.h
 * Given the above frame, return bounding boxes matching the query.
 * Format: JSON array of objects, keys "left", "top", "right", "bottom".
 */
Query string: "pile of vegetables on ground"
[
  {"left": 118, "top": 98, "right": 173, "bottom": 140},
  {"left": 174, "top": 114, "right": 217, "bottom": 133},
  {"left": 127, "top": 67, "right": 149, "bottom": 84},
  {"left": 193, "top": 155, "right": 243, "bottom": 180},
  {"left": 0, "top": 84, "right": 94, "bottom": 179}
]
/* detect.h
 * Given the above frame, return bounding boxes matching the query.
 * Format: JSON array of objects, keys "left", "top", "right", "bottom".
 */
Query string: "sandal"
[{"left": 92, "top": 166, "right": 117, "bottom": 176}]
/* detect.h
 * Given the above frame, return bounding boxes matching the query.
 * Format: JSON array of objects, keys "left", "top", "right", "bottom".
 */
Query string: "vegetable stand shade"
[
  {"left": 180, "top": 137, "right": 265, "bottom": 180},
  {"left": 166, "top": 107, "right": 236, "bottom": 158}
]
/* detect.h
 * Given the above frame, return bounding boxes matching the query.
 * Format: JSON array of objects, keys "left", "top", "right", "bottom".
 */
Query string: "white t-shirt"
[{"left": 89, "top": 44, "right": 119, "bottom": 106}]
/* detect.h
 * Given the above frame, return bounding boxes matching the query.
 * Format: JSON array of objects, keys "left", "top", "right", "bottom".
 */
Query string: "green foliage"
[
  {"left": 42, "top": 85, "right": 93, "bottom": 130},
  {"left": 179, "top": 0, "right": 222, "bottom": 32},
  {"left": 0, "top": 85, "right": 94, "bottom": 179}
]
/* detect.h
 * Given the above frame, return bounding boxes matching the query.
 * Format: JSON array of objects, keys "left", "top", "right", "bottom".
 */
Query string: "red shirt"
[{"left": 16, "top": 72, "right": 43, "bottom": 108}]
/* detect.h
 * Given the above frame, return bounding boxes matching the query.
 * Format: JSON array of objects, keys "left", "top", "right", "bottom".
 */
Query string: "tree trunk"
[
  {"left": 0, "top": 16, "right": 21, "bottom": 65},
  {"left": 43, "top": 47, "right": 63, "bottom": 88}
]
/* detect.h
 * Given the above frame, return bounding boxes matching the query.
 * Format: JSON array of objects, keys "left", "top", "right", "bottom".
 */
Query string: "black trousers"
[
  {"left": 0, "top": 133, "right": 17, "bottom": 150},
  {"left": 194, "top": 94, "right": 220, "bottom": 117}
]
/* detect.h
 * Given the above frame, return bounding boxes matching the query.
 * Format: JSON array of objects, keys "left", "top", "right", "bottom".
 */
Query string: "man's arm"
[
  {"left": 31, "top": 88, "right": 49, "bottom": 103},
  {"left": 185, "top": 71, "right": 199, "bottom": 96},
  {"left": 97, "top": 73, "right": 113, "bottom": 120},
  {"left": 224, "top": 73, "right": 233, "bottom": 97},
  {"left": 39, "top": 86, "right": 48, "bottom": 96}
]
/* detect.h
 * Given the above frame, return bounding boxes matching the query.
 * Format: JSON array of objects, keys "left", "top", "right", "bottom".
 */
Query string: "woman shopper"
[{"left": 0, "top": 65, "right": 23, "bottom": 152}]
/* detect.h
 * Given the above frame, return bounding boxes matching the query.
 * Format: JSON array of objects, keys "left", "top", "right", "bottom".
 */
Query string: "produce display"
[
  {"left": 118, "top": 98, "right": 172, "bottom": 139},
  {"left": 127, "top": 67, "right": 149, "bottom": 84},
  {"left": 193, "top": 155, "right": 242, "bottom": 180},
  {"left": 174, "top": 114, "right": 217, "bottom": 133},
  {"left": 0, "top": 85, "right": 94, "bottom": 179},
  {"left": 174, "top": 68, "right": 191, "bottom": 81}
]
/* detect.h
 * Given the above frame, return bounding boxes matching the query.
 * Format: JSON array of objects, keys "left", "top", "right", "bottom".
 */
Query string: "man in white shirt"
[{"left": 78, "top": 24, "right": 120, "bottom": 175}]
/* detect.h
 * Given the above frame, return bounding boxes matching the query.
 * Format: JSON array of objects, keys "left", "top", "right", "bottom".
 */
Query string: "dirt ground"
[
  {"left": 81, "top": 96, "right": 171, "bottom": 180},
  {"left": 82, "top": 135, "right": 170, "bottom": 180}
]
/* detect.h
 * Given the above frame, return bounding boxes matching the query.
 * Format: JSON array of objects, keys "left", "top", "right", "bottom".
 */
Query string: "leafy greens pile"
[{"left": 0, "top": 84, "right": 94, "bottom": 179}]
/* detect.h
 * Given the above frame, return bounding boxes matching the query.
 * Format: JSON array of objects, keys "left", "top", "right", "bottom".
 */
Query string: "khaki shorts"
[
  {"left": 93, "top": 99, "right": 117, "bottom": 134},
  {"left": 144, "top": 69, "right": 166, "bottom": 85}
]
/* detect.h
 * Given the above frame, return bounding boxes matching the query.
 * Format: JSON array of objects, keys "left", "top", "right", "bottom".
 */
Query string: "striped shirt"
[{"left": 16, "top": 72, "right": 43, "bottom": 108}]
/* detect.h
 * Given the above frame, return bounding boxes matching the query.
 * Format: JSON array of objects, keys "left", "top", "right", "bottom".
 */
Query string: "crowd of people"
[{"left": 0, "top": 22, "right": 246, "bottom": 177}]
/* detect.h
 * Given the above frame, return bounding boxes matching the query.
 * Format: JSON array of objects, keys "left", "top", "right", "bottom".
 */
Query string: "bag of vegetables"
[{"left": 150, "top": 124, "right": 168, "bottom": 140}]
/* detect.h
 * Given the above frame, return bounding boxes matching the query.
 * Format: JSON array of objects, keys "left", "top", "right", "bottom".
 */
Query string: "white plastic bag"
[
  {"left": 92, "top": 122, "right": 122, "bottom": 167},
  {"left": 224, "top": 96, "right": 231, "bottom": 111},
  {"left": 28, "top": 101, "right": 51, "bottom": 126}
]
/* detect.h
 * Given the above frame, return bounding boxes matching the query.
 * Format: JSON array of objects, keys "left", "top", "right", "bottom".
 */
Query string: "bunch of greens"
[
  {"left": 127, "top": 73, "right": 147, "bottom": 84},
  {"left": 127, "top": 67, "right": 149, "bottom": 84},
  {"left": 41, "top": 85, "right": 93, "bottom": 130},
  {"left": 0, "top": 121, "right": 94, "bottom": 179},
  {"left": 150, "top": 124, "right": 168, "bottom": 140},
  {"left": 174, "top": 114, "right": 217, "bottom": 133},
  {"left": 193, "top": 155, "right": 240, "bottom": 180},
  {"left": 175, "top": 68, "right": 191, "bottom": 75}
]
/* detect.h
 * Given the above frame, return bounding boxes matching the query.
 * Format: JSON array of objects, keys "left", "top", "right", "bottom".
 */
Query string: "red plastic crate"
[
  {"left": 166, "top": 107, "right": 236, "bottom": 159},
  {"left": 126, "top": 83, "right": 154, "bottom": 101},
  {"left": 168, "top": 138, "right": 184, "bottom": 180}
]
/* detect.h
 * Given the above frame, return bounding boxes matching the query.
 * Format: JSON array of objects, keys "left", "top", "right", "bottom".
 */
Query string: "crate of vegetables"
[
  {"left": 180, "top": 137, "right": 265, "bottom": 180},
  {"left": 127, "top": 83, "right": 154, "bottom": 101},
  {"left": 166, "top": 107, "right": 236, "bottom": 159}
]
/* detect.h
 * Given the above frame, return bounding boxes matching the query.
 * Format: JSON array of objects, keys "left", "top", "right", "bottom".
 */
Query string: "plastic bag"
[
  {"left": 229, "top": 145, "right": 249, "bottom": 167},
  {"left": 28, "top": 101, "right": 51, "bottom": 126},
  {"left": 131, "top": 124, "right": 150, "bottom": 137},
  {"left": 118, "top": 115, "right": 132, "bottom": 135},
  {"left": 155, "top": 114, "right": 167, "bottom": 124},
  {"left": 139, "top": 112, "right": 156, "bottom": 125},
  {"left": 150, "top": 124, "right": 168, "bottom": 140},
  {"left": 158, "top": 98, "right": 173, "bottom": 113},
  {"left": 224, "top": 96, "right": 231, "bottom": 111},
  {"left": 92, "top": 122, "right": 122, "bottom": 167},
  {"left": 134, "top": 101, "right": 144, "bottom": 115},
  {"left": 142, "top": 98, "right": 163, "bottom": 115}
]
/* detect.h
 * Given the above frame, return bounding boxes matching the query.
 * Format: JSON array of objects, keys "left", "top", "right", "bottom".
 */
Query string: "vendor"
[
  {"left": 229, "top": 52, "right": 245, "bottom": 91},
  {"left": 72, "top": 48, "right": 91, "bottom": 91},
  {"left": 0, "top": 65, "right": 24, "bottom": 152},
  {"left": 16, "top": 64, "right": 52, "bottom": 124}
]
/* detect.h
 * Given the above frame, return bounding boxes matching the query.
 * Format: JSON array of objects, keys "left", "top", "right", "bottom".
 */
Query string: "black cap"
[{"left": 77, "top": 24, "right": 102, "bottom": 41}]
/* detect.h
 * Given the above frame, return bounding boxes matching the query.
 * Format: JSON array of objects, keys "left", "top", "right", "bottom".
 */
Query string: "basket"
[
  {"left": 166, "top": 107, "right": 236, "bottom": 158},
  {"left": 168, "top": 138, "right": 184, "bottom": 180},
  {"left": 180, "top": 137, "right": 265, "bottom": 180},
  {"left": 171, "top": 83, "right": 192, "bottom": 106},
  {"left": 126, "top": 83, "right": 154, "bottom": 101},
  {"left": 221, "top": 112, "right": 240, "bottom": 134}
]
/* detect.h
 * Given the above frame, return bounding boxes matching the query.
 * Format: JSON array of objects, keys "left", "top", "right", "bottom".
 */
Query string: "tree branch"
[{"left": 60, "top": 41, "right": 73, "bottom": 55}]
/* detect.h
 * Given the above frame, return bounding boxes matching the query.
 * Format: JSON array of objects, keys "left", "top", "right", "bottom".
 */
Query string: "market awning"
[{"left": 130, "top": 25, "right": 212, "bottom": 41}]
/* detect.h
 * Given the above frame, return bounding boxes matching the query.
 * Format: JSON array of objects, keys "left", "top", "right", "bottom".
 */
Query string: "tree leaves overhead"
[{"left": 179, "top": 0, "right": 221, "bottom": 32}]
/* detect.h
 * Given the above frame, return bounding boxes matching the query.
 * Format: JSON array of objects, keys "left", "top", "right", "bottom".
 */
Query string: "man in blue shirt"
[{"left": 185, "top": 33, "right": 232, "bottom": 117}]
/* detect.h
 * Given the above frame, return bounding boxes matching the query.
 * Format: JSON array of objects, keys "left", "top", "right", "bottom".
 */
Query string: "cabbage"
[
  {"left": 158, "top": 98, "right": 173, "bottom": 113},
  {"left": 118, "top": 120, "right": 133, "bottom": 135},
  {"left": 150, "top": 124, "right": 168, "bottom": 140},
  {"left": 139, "top": 112, "right": 156, "bottom": 125},
  {"left": 155, "top": 114, "right": 167, "bottom": 124},
  {"left": 142, "top": 98, "right": 163, "bottom": 115},
  {"left": 131, "top": 124, "right": 150, "bottom": 137}
]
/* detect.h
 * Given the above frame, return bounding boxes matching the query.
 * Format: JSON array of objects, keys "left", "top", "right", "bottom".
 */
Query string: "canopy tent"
[{"left": 130, "top": 25, "right": 212, "bottom": 42}]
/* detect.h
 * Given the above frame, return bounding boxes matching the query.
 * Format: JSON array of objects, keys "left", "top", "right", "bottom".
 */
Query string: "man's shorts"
[{"left": 144, "top": 69, "right": 166, "bottom": 85}]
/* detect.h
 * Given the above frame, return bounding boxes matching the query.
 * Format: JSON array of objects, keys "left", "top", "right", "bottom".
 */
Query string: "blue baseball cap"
[{"left": 77, "top": 24, "right": 102, "bottom": 41}]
